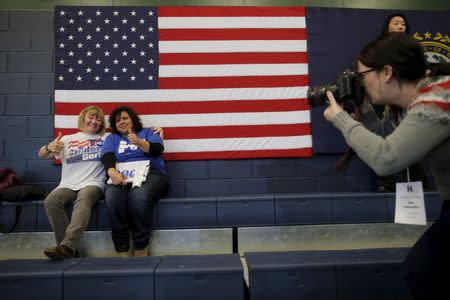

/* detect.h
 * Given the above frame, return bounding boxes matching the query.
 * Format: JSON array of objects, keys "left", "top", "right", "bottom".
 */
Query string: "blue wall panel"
[
  {"left": 0, "top": 73, "right": 29, "bottom": 92},
  {"left": 230, "top": 178, "right": 274, "bottom": 195},
  {"left": 30, "top": 73, "right": 54, "bottom": 93},
  {"left": 186, "top": 179, "right": 229, "bottom": 197},
  {"left": 0, "top": 11, "right": 9, "bottom": 30},
  {"left": 166, "top": 161, "right": 208, "bottom": 179},
  {"left": 30, "top": 31, "right": 54, "bottom": 51},
  {"left": 8, "top": 52, "right": 53, "bottom": 73},
  {"left": 0, "top": 32, "right": 31, "bottom": 51},
  {"left": 274, "top": 177, "right": 318, "bottom": 193},
  {"left": 6, "top": 94, "right": 52, "bottom": 115},
  {"left": 209, "top": 160, "right": 253, "bottom": 179},
  {"left": 29, "top": 116, "right": 54, "bottom": 137},
  {"left": 0, "top": 53, "right": 6, "bottom": 72},
  {"left": 253, "top": 158, "right": 297, "bottom": 177},
  {"left": 10, "top": 11, "right": 53, "bottom": 31}
]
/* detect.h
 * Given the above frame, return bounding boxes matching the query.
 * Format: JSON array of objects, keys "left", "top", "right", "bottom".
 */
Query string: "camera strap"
[
  {"left": 336, "top": 107, "right": 361, "bottom": 172},
  {"left": 391, "top": 106, "right": 411, "bottom": 182}
]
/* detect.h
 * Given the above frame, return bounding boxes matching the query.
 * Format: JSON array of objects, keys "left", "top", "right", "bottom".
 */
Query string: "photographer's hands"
[{"left": 324, "top": 91, "right": 344, "bottom": 121}]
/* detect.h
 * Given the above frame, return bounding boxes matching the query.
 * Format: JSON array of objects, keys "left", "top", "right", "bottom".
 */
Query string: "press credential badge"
[{"left": 395, "top": 181, "right": 426, "bottom": 225}]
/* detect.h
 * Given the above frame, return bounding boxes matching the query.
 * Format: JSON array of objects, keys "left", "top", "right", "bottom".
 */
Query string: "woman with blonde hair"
[{"left": 38, "top": 106, "right": 109, "bottom": 259}]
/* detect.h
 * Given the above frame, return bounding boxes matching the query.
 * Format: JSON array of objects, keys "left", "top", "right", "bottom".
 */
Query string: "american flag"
[{"left": 54, "top": 6, "right": 312, "bottom": 160}]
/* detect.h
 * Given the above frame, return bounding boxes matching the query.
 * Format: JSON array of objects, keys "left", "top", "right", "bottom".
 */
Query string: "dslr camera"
[{"left": 307, "top": 69, "right": 365, "bottom": 113}]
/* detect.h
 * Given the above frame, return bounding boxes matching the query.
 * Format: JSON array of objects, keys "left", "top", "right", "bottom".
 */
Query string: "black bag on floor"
[{"left": 0, "top": 168, "right": 47, "bottom": 234}]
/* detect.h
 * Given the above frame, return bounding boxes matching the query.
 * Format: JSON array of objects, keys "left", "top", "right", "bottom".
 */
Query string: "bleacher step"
[
  {"left": 238, "top": 222, "right": 427, "bottom": 254},
  {"left": 0, "top": 228, "right": 233, "bottom": 259},
  {"left": 0, "top": 223, "right": 427, "bottom": 260},
  {"left": 245, "top": 248, "right": 412, "bottom": 300}
]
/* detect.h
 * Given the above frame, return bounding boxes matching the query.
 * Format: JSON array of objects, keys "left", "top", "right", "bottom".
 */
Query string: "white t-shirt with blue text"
[{"left": 56, "top": 131, "right": 109, "bottom": 191}]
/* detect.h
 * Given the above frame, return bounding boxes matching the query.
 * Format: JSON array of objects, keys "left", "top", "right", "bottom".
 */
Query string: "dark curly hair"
[{"left": 109, "top": 105, "right": 143, "bottom": 134}]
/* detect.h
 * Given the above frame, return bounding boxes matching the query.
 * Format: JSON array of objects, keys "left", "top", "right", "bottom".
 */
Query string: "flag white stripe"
[
  {"left": 55, "top": 111, "right": 310, "bottom": 128},
  {"left": 158, "top": 17, "right": 306, "bottom": 29},
  {"left": 159, "top": 40, "right": 307, "bottom": 53},
  {"left": 55, "top": 87, "right": 309, "bottom": 103},
  {"left": 159, "top": 63, "right": 308, "bottom": 77},
  {"left": 142, "top": 111, "right": 310, "bottom": 127},
  {"left": 164, "top": 135, "right": 312, "bottom": 153}
]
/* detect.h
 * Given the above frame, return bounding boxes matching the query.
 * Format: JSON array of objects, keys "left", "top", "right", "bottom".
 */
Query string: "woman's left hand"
[
  {"left": 324, "top": 91, "right": 344, "bottom": 121},
  {"left": 127, "top": 129, "right": 141, "bottom": 146},
  {"left": 153, "top": 127, "right": 164, "bottom": 139}
]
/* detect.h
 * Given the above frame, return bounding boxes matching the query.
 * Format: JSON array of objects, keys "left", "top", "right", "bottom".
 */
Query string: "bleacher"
[{"left": 0, "top": 191, "right": 440, "bottom": 299}]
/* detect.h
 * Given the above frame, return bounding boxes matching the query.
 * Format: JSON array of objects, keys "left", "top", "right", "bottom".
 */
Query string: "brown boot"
[
  {"left": 115, "top": 251, "right": 128, "bottom": 258},
  {"left": 44, "top": 245, "right": 74, "bottom": 260},
  {"left": 134, "top": 245, "right": 149, "bottom": 257}
]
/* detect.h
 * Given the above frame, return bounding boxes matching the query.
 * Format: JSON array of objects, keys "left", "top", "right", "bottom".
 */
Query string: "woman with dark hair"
[
  {"left": 380, "top": 13, "right": 410, "bottom": 35},
  {"left": 101, "top": 105, "right": 168, "bottom": 257},
  {"left": 324, "top": 32, "right": 450, "bottom": 300},
  {"left": 371, "top": 13, "right": 430, "bottom": 193}
]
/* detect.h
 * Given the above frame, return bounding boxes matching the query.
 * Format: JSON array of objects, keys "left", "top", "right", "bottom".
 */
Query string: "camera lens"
[{"left": 307, "top": 84, "right": 337, "bottom": 107}]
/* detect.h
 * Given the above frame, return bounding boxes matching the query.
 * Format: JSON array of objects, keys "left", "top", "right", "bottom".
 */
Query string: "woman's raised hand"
[{"left": 48, "top": 132, "right": 65, "bottom": 154}]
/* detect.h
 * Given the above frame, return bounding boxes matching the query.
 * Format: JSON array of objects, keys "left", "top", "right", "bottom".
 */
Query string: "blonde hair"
[{"left": 77, "top": 106, "right": 106, "bottom": 134}]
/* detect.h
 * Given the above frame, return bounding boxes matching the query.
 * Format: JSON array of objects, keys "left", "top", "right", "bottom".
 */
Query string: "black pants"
[
  {"left": 404, "top": 201, "right": 450, "bottom": 300},
  {"left": 105, "top": 172, "right": 168, "bottom": 252}
]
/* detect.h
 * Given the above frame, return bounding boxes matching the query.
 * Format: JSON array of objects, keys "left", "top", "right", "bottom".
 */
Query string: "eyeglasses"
[{"left": 355, "top": 68, "right": 375, "bottom": 83}]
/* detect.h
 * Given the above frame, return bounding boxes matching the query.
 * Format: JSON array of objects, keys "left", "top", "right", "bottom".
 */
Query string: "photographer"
[
  {"left": 324, "top": 32, "right": 449, "bottom": 300},
  {"left": 370, "top": 13, "right": 431, "bottom": 193}
]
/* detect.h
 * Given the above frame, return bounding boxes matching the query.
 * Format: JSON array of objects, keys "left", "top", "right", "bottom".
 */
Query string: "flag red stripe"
[
  {"left": 159, "top": 75, "right": 309, "bottom": 89},
  {"left": 159, "top": 52, "right": 308, "bottom": 65},
  {"left": 55, "top": 123, "right": 311, "bottom": 139},
  {"left": 55, "top": 99, "right": 310, "bottom": 115},
  {"left": 163, "top": 124, "right": 311, "bottom": 139},
  {"left": 159, "top": 6, "right": 305, "bottom": 17},
  {"left": 163, "top": 148, "right": 312, "bottom": 160},
  {"left": 159, "top": 28, "right": 306, "bottom": 41}
]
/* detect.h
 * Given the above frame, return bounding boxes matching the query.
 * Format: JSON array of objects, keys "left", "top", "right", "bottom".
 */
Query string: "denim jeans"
[
  {"left": 105, "top": 171, "right": 168, "bottom": 252},
  {"left": 404, "top": 201, "right": 450, "bottom": 300}
]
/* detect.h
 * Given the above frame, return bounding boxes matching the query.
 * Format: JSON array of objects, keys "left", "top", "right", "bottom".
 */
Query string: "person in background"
[
  {"left": 381, "top": 13, "right": 409, "bottom": 35},
  {"left": 373, "top": 13, "right": 410, "bottom": 119},
  {"left": 101, "top": 105, "right": 168, "bottom": 257},
  {"left": 324, "top": 32, "right": 450, "bottom": 300},
  {"left": 38, "top": 106, "right": 108, "bottom": 259},
  {"left": 369, "top": 13, "right": 430, "bottom": 192}
]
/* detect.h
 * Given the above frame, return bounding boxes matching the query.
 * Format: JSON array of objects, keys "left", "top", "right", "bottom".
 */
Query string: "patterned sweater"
[{"left": 332, "top": 75, "right": 450, "bottom": 200}]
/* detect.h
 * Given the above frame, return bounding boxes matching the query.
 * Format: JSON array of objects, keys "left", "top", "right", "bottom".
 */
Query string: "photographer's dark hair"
[
  {"left": 109, "top": 105, "right": 143, "bottom": 134},
  {"left": 381, "top": 13, "right": 410, "bottom": 35},
  {"left": 358, "top": 32, "right": 427, "bottom": 83}
]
